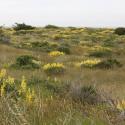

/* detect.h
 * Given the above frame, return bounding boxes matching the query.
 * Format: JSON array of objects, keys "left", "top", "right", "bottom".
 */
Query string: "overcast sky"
[{"left": 0, "top": 0, "right": 125, "bottom": 27}]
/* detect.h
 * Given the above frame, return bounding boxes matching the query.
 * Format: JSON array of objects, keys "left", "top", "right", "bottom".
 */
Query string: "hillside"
[{"left": 0, "top": 25, "right": 125, "bottom": 125}]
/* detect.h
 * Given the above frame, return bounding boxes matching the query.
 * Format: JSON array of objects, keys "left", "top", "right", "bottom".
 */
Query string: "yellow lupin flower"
[
  {"left": 0, "top": 69, "right": 6, "bottom": 79},
  {"left": 116, "top": 100, "right": 125, "bottom": 111},
  {"left": 76, "top": 59, "right": 101, "bottom": 68},
  {"left": 1, "top": 82, "right": 6, "bottom": 96},
  {"left": 26, "top": 88, "right": 35, "bottom": 103},
  {"left": 21, "top": 76, "right": 27, "bottom": 92},
  {"left": 0, "top": 69, "right": 35, "bottom": 102},
  {"left": 43, "top": 63, "right": 65, "bottom": 70},
  {"left": 43, "top": 63, "right": 65, "bottom": 74},
  {"left": 49, "top": 51, "right": 64, "bottom": 57},
  {"left": 6, "top": 76, "right": 15, "bottom": 86},
  {"left": 1, "top": 86, "right": 5, "bottom": 96}
]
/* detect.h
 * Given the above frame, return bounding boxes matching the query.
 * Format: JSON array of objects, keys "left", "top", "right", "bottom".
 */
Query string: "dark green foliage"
[
  {"left": 114, "top": 27, "right": 125, "bottom": 35},
  {"left": 16, "top": 55, "right": 35, "bottom": 66},
  {"left": 31, "top": 41, "right": 49, "bottom": 48},
  {"left": 43, "top": 78, "right": 70, "bottom": 95},
  {"left": 12, "top": 55, "right": 40, "bottom": 69},
  {"left": 71, "top": 85, "right": 101, "bottom": 104},
  {"left": 89, "top": 50, "right": 112, "bottom": 58},
  {"left": 28, "top": 76, "right": 43, "bottom": 86},
  {"left": 30, "top": 41, "right": 58, "bottom": 52},
  {"left": 96, "top": 59, "right": 122, "bottom": 69},
  {"left": 58, "top": 45, "right": 70, "bottom": 54},
  {"left": 45, "top": 25, "right": 59, "bottom": 29},
  {"left": 13, "top": 23, "right": 35, "bottom": 31}
]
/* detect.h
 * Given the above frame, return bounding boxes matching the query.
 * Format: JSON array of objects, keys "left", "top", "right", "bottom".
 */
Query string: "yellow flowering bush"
[
  {"left": 0, "top": 69, "right": 15, "bottom": 96},
  {"left": 49, "top": 51, "right": 65, "bottom": 57},
  {"left": 77, "top": 59, "right": 101, "bottom": 68},
  {"left": 43, "top": 63, "right": 65, "bottom": 74},
  {"left": 116, "top": 100, "right": 125, "bottom": 111},
  {"left": 18, "top": 76, "right": 35, "bottom": 103},
  {"left": 0, "top": 69, "right": 35, "bottom": 103},
  {"left": 89, "top": 45, "right": 112, "bottom": 57}
]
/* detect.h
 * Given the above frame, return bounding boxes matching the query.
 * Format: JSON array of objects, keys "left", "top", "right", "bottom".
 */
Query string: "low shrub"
[
  {"left": 49, "top": 51, "right": 65, "bottom": 57},
  {"left": 43, "top": 77, "right": 70, "bottom": 95},
  {"left": 77, "top": 59, "right": 101, "bottom": 68},
  {"left": 43, "top": 63, "right": 65, "bottom": 75},
  {"left": 12, "top": 55, "right": 41, "bottom": 69},
  {"left": 45, "top": 25, "right": 59, "bottom": 29},
  {"left": 70, "top": 85, "right": 101, "bottom": 104},
  {"left": 95, "top": 59, "right": 122, "bottom": 69},
  {"left": 13, "top": 23, "right": 35, "bottom": 31},
  {"left": 57, "top": 46, "right": 70, "bottom": 54},
  {"left": 114, "top": 27, "right": 125, "bottom": 35},
  {"left": 90, "top": 51, "right": 112, "bottom": 57},
  {"left": 76, "top": 58, "right": 122, "bottom": 69},
  {"left": 30, "top": 41, "right": 58, "bottom": 52},
  {"left": 31, "top": 41, "right": 49, "bottom": 48},
  {"left": 116, "top": 100, "right": 125, "bottom": 111},
  {"left": 89, "top": 46, "right": 112, "bottom": 57}
]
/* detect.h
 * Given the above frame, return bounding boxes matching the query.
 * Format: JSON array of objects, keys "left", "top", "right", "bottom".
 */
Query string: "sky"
[{"left": 0, "top": 0, "right": 125, "bottom": 27}]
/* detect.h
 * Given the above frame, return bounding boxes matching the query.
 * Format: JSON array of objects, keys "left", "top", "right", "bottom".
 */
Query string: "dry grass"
[{"left": 0, "top": 27, "right": 125, "bottom": 125}]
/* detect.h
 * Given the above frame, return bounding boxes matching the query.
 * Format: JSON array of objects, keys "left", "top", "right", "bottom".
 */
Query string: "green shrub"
[
  {"left": 12, "top": 55, "right": 40, "bottom": 69},
  {"left": 43, "top": 78, "right": 70, "bottom": 95},
  {"left": 57, "top": 45, "right": 70, "bottom": 54},
  {"left": 13, "top": 23, "right": 35, "bottom": 31},
  {"left": 114, "top": 27, "right": 125, "bottom": 35},
  {"left": 45, "top": 25, "right": 59, "bottom": 29},
  {"left": 30, "top": 41, "right": 58, "bottom": 52},
  {"left": 96, "top": 59, "right": 122, "bottom": 69},
  {"left": 89, "top": 50, "right": 112, "bottom": 57},
  {"left": 89, "top": 46, "right": 112, "bottom": 57},
  {"left": 31, "top": 41, "right": 49, "bottom": 48},
  {"left": 70, "top": 85, "right": 101, "bottom": 104}
]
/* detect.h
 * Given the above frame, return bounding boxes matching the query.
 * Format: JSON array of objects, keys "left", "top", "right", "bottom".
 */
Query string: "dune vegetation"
[{"left": 0, "top": 24, "right": 125, "bottom": 125}]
